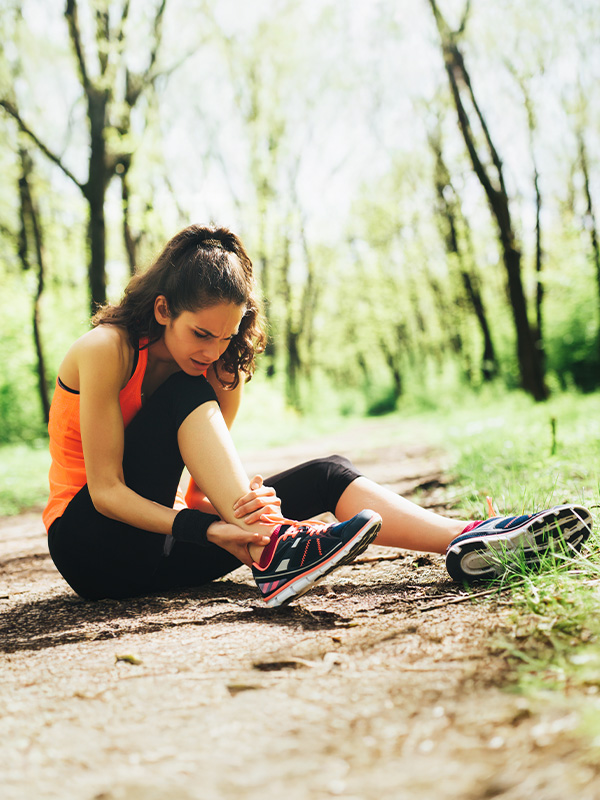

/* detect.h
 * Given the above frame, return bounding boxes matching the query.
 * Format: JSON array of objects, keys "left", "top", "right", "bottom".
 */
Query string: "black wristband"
[{"left": 171, "top": 508, "right": 219, "bottom": 548}]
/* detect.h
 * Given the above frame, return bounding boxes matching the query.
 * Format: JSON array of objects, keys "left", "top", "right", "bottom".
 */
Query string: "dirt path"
[{"left": 1, "top": 420, "right": 599, "bottom": 800}]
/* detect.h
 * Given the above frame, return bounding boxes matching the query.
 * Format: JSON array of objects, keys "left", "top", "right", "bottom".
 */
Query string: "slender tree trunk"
[
  {"left": 533, "top": 162, "right": 543, "bottom": 353},
  {"left": 513, "top": 71, "right": 545, "bottom": 363},
  {"left": 120, "top": 164, "right": 138, "bottom": 275},
  {"left": 430, "top": 132, "right": 497, "bottom": 380},
  {"left": 297, "top": 213, "right": 318, "bottom": 381},
  {"left": 427, "top": 272, "right": 463, "bottom": 356},
  {"left": 280, "top": 233, "right": 302, "bottom": 409},
  {"left": 428, "top": 0, "right": 547, "bottom": 400},
  {"left": 460, "top": 271, "right": 496, "bottom": 380},
  {"left": 18, "top": 149, "right": 50, "bottom": 424},
  {"left": 379, "top": 337, "right": 403, "bottom": 398},
  {"left": 84, "top": 86, "right": 109, "bottom": 310},
  {"left": 578, "top": 131, "right": 600, "bottom": 363}
]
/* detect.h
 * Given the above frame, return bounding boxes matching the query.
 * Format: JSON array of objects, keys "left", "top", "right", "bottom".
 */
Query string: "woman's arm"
[
  {"left": 205, "top": 364, "right": 244, "bottom": 428},
  {"left": 77, "top": 327, "right": 177, "bottom": 535}
]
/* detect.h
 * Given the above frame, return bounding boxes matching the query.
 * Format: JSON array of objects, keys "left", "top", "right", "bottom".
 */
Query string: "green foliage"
[
  {"left": 0, "top": 441, "right": 50, "bottom": 515},
  {"left": 366, "top": 386, "right": 399, "bottom": 417},
  {"left": 0, "top": 268, "right": 89, "bottom": 444},
  {"left": 1, "top": 0, "right": 600, "bottom": 439},
  {"left": 443, "top": 391, "right": 600, "bottom": 518},
  {"left": 0, "top": 274, "right": 47, "bottom": 442}
]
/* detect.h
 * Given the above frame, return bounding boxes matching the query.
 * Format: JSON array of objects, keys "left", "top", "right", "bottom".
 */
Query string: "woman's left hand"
[{"left": 233, "top": 475, "right": 282, "bottom": 525}]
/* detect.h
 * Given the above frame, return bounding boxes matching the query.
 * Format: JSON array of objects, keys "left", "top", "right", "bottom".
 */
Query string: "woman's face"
[{"left": 155, "top": 297, "right": 245, "bottom": 374}]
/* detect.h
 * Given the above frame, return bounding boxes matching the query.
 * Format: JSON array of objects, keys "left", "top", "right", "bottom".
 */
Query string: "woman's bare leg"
[
  {"left": 335, "top": 477, "right": 467, "bottom": 554},
  {"left": 178, "top": 402, "right": 274, "bottom": 561}
]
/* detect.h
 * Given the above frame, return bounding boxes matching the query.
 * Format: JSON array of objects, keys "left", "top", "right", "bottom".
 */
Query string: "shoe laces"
[
  {"left": 259, "top": 512, "right": 329, "bottom": 540},
  {"left": 486, "top": 496, "right": 499, "bottom": 518}
]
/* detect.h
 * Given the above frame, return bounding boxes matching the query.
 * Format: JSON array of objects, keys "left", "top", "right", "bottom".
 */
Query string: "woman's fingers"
[
  {"left": 208, "top": 521, "right": 271, "bottom": 547},
  {"left": 207, "top": 521, "right": 272, "bottom": 567},
  {"left": 233, "top": 484, "right": 282, "bottom": 519},
  {"left": 241, "top": 504, "right": 281, "bottom": 525},
  {"left": 233, "top": 495, "right": 280, "bottom": 518}
]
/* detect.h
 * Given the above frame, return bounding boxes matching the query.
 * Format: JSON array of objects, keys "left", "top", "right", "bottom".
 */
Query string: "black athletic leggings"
[{"left": 47, "top": 370, "right": 361, "bottom": 600}]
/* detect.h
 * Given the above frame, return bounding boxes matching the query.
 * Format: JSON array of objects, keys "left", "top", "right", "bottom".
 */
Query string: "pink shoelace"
[{"left": 460, "top": 496, "right": 499, "bottom": 535}]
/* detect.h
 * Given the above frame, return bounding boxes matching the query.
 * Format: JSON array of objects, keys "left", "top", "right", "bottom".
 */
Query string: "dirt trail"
[{"left": 1, "top": 420, "right": 599, "bottom": 800}]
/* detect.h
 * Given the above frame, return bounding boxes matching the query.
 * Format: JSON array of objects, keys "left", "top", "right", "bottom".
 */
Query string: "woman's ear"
[{"left": 154, "top": 295, "right": 170, "bottom": 326}]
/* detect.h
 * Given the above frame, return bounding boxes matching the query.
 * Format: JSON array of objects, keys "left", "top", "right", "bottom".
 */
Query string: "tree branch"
[
  {"left": 95, "top": 7, "right": 110, "bottom": 76},
  {"left": 452, "top": 43, "right": 508, "bottom": 199},
  {"left": 0, "top": 99, "right": 85, "bottom": 191},
  {"left": 65, "top": 0, "right": 91, "bottom": 96},
  {"left": 145, "top": 0, "right": 167, "bottom": 78},
  {"left": 123, "top": 0, "right": 169, "bottom": 108},
  {"left": 117, "top": 0, "right": 132, "bottom": 43},
  {"left": 457, "top": 0, "right": 472, "bottom": 35}
]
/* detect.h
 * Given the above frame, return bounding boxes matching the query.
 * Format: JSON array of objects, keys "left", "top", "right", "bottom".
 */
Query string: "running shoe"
[
  {"left": 446, "top": 504, "right": 593, "bottom": 583},
  {"left": 252, "top": 509, "right": 382, "bottom": 608}
]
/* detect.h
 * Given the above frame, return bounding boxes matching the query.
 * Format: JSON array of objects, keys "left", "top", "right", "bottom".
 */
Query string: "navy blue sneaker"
[
  {"left": 252, "top": 509, "right": 382, "bottom": 607},
  {"left": 446, "top": 504, "right": 593, "bottom": 583}
]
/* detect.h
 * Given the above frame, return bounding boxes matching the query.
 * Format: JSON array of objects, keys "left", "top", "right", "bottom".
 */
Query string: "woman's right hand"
[
  {"left": 206, "top": 520, "right": 272, "bottom": 566},
  {"left": 232, "top": 475, "right": 283, "bottom": 525}
]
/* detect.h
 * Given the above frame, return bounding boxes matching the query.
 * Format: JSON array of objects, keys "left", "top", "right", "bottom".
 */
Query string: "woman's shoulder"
[
  {"left": 71, "top": 324, "right": 131, "bottom": 363},
  {"left": 59, "top": 326, "right": 133, "bottom": 391}
]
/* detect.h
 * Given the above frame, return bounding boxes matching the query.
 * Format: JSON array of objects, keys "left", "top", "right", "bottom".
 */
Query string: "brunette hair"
[{"left": 92, "top": 224, "right": 266, "bottom": 388}]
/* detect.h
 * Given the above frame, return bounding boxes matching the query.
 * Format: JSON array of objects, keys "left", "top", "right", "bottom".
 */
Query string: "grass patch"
[
  {"left": 428, "top": 389, "right": 600, "bottom": 744},
  {"left": 0, "top": 441, "right": 50, "bottom": 516},
  {"left": 440, "top": 390, "right": 600, "bottom": 518}
]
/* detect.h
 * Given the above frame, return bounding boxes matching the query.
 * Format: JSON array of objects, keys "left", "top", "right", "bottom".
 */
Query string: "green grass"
[
  {"left": 0, "top": 441, "right": 51, "bottom": 515},
  {"left": 418, "top": 388, "right": 600, "bottom": 743}
]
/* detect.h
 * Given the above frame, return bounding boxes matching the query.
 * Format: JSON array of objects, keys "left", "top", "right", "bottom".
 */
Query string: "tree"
[
  {"left": 429, "top": 128, "right": 497, "bottom": 381},
  {"left": 427, "top": 0, "right": 548, "bottom": 400},
  {"left": 17, "top": 146, "right": 50, "bottom": 424},
  {"left": 1, "top": 0, "right": 168, "bottom": 311},
  {"left": 577, "top": 128, "right": 600, "bottom": 364},
  {"left": 209, "top": 6, "right": 328, "bottom": 404}
]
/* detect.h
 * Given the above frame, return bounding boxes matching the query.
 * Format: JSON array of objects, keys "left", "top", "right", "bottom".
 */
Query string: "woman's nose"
[{"left": 203, "top": 340, "right": 222, "bottom": 361}]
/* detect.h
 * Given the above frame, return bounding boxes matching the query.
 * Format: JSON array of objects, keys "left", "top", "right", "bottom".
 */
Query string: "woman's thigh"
[{"left": 48, "top": 485, "right": 167, "bottom": 600}]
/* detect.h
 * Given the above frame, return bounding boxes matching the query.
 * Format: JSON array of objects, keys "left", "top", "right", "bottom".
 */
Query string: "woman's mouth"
[{"left": 191, "top": 357, "right": 211, "bottom": 370}]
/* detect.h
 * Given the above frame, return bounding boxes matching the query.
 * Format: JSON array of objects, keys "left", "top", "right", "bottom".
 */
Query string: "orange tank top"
[{"left": 42, "top": 339, "right": 148, "bottom": 532}]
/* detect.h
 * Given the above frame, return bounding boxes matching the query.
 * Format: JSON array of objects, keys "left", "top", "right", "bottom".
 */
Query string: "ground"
[{"left": 1, "top": 419, "right": 599, "bottom": 800}]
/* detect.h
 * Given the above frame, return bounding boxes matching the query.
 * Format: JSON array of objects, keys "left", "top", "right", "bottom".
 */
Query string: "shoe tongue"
[{"left": 257, "top": 524, "right": 283, "bottom": 568}]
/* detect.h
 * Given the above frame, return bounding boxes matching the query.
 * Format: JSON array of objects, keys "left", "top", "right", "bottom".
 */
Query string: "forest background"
[{"left": 0, "top": 0, "right": 599, "bottom": 470}]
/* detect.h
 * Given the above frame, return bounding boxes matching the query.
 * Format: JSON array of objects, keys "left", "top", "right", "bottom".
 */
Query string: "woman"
[{"left": 44, "top": 224, "right": 593, "bottom": 606}]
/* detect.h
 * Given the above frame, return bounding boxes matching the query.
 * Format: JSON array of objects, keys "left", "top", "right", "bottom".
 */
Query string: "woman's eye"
[{"left": 193, "top": 330, "right": 208, "bottom": 339}]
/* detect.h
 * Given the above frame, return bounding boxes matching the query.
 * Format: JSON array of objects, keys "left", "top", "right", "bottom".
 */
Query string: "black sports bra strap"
[
  {"left": 57, "top": 376, "right": 79, "bottom": 395},
  {"left": 131, "top": 338, "right": 140, "bottom": 377}
]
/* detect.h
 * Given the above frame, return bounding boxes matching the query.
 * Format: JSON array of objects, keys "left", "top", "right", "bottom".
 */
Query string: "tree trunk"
[
  {"left": 460, "top": 271, "right": 496, "bottom": 380},
  {"left": 379, "top": 337, "right": 403, "bottom": 398},
  {"left": 278, "top": 233, "right": 302, "bottom": 409},
  {"left": 430, "top": 131, "right": 497, "bottom": 380},
  {"left": 120, "top": 165, "right": 138, "bottom": 275},
  {"left": 578, "top": 131, "right": 600, "bottom": 363},
  {"left": 2, "top": 2, "right": 168, "bottom": 313},
  {"left": 428, "top": 0, "right": 547, "bottom": 400},
  {"left": 513, "top": 71, "right": 545, "bottom": 364},
  {"left": 84, "top": 86, "right": 109, "bottom": 310},
  {"left": 18, "top": 149, "right": 50, "bottom": 424}
]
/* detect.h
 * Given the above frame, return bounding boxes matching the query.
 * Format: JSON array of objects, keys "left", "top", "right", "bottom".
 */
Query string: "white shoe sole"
[{"left": 446, "top": 504, "right": 593, "bottom": 583}]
